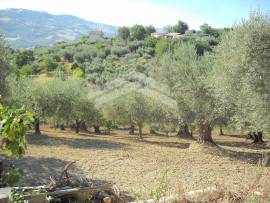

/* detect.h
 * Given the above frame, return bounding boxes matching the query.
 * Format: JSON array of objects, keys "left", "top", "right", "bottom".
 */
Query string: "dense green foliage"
[
  {"left": 8, "top": 77, "right": 99, "bottom": 134},
  {"left": 212, "top": 12, "right": 270, "bottom": 134},
  {"left": 117, "top": 26, "right": 130, "bottom": 41},
  {"left": 152, "top": 43, "right": 220, "bottom": 143},
  {"left": 130, "top": 24, "right": 147, "bottom": 40},
  {"left": 0, "top": 35, "right": 12, "bottom": 98},
  {"left": 166, "top": 20, "right": 189, "bottom": 34},
  {"left": 1, "top": 13, "right": 270, "bottom": 144},
  {"left": 0, "top": 103, "right": 33, "bottom": 157}
]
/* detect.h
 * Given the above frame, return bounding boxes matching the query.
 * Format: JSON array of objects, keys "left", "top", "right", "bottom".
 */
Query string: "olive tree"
[
  {"left": 117, "top": 26, "right": 130, "bottom": 42},
  {"left": 15, "top": 50, "right": 34, "bottom": 68},
  {"left": 130, "top": 24, "right": 146, "bottom": 40},
  {"left": 154, "top": 43, "right": 222, "bottom": 144},
  {"left": 7, "top": 76, "right": 48, "bottom": 134},
  {"left": 145, "top": 25, "right": 156, "bottom": 36},
  {"left": 72, "top": 96, "right": 99, "bottom": 133},
  {"left": 212, "top": 12, "right": 270, "bottom": 141},
  {"left": 166, "top": 20, "right": 189, "bottom": 34},
  {"left": 43, "top": 78, "right": 100, "bottom": 133},
  {"left": 8, "top": 77, "right": 99, "bottom": 134},
  {"left": 103, "top": 91, "right": 153, "bottom": 139},
  {"left": 0, "top": 35, "right": 11, "bottom": 98}
]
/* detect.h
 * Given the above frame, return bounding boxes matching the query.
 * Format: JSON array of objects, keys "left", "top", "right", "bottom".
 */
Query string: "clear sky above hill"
[{"left": 0, "top": 0, "right": 269, "bottom": 29}]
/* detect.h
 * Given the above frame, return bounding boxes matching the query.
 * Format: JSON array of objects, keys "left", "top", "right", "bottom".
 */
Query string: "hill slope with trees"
[{"left": 0, "top": 8, "right": 117, "bottom": 48}]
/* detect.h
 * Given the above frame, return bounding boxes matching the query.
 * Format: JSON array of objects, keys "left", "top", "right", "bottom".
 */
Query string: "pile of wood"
[
  {"left": 0, "top": 161, "right": 126, "bottom": 203},
  {"left": 45, "top": 161, "right": 126, "bottom": 203}
]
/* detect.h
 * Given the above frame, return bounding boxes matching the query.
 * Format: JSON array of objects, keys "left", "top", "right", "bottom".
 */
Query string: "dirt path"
[{"left": 11, "top": 127, "right": 270, "bottom": 199}]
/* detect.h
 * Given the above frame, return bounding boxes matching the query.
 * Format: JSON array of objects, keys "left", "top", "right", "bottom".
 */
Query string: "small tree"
[
  {"left": 199, "top": 23, "right": 219, "bottom": 37},
  {"left": 103, "top": 91, "right": 153, "bottom": 139},
  {"left": 130, "top": 24, "right": 146, "bottom": 40},
  {"left": 72, "top": 96, "right": 97, "bottom": 134},
  {"left": 15, "top": 50, "right": 34, "bottom": 68},
  {"left": 39, "top": 57, "right": 58, "bottom": 72},
  {"left": 199, "top": 23, "right": 213, "bottom": 35},
  {"left": 117, "top": 26, "right": 130, "bottom": 42},
  {"left": 166, "top": 20, "right": 189, "bottom": 34},
  {"left": 145, "top": 25, "right": 156, "bottom": 36},
  {"left": 7, "top": 76, "right": 48, "bottom": 134}
]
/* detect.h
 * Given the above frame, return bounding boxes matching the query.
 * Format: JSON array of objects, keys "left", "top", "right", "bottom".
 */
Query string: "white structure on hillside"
[
  {"left": 151, "top": 32, "right": 167, "bottom": 38},
  {"left": 151, "top": 32, "right": 182, "bottom": 39}
]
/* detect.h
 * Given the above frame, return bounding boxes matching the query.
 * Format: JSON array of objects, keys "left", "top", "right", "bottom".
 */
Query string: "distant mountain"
[{"left": 0, "top": 8, "right": 117, "bottom": 48}]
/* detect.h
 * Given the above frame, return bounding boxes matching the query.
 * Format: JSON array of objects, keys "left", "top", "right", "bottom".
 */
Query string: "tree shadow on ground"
[
  {"left": 205, "top": 145, "right": 270, "bottom": 167},
  {"left": 142, "top": 140, "right": 190, "bottom": 149},
  {"left": 218, "top": 134, "right": 247, "bottom": 139},
  {"left": 216, "top": 140, "right": 270, "bottom": 150},
  {"left": 6, "top": 157, "right": 78, "bottom": 186},
  {"left": 28, "top": 133, "right": 129, "bottom": 150},
  {"left": 6, "top": 156, "right": 130, "bottom": 200},
  {"left": 43, "top": 128, "right": 117, "bottom": 137},
  {"left": 79, "top": 131, "right": 118, "bottom": 137}
]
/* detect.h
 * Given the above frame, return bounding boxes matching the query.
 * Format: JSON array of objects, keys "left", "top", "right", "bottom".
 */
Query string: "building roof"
[
  {"left": 151, "top": 32, "right": 167, "bottom": 36},
  {"left": 165, "top": 32, "right": 181, "bottom": 37},
  {"left": 89, "top": 30, "right": 104, "bottom": 36}
]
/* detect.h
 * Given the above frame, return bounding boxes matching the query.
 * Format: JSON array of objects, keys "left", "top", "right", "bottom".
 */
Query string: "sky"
[{"left": 0, "top": 0, "right": 270, "bottom": 29}]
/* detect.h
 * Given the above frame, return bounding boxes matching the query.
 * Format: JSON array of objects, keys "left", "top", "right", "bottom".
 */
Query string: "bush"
[
  {"left": 0, "top": 163, "right": 23, "bottom": 187},
  {"left": 144, "top": 47, "right": 155, "bottom": 56},
  {"left": 104, "top": 47, "right": 111, "bottom": 56},
  {"left": 63, "top": 51, "right": 74, "bottom": 62},
  {"left": 155, "top": 39, "right": 170, "bottom": 57},
  {"left": 111, "top": 46, "right": 129, "bottom": 57},
  {"left": 72, "top": 68, "right": 84, "bottom": 78},
  {"left": 135, "top": 64, "right": 146, "bottom": 73},
  {"left": 143, "top": 53, "right": 152, "bottom": 59},
  {"left": 39, "top": 57, "right": 58, "bottom": 72},
  {"left": 15, "top": 50, "right": 34, "bottom": 67},
  {"left": 128, "top": 41, "right": 143, "bottom": 52},
  {"left": 17, "top": 64, "right": 34, "bottom": 76},
  {"left": 143, "top": 36, "right": 158, "bottom": 48}
]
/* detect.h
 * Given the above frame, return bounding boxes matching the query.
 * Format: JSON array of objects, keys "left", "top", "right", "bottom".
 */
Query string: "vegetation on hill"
[
  {"left": 0, "top": 8, "right": 270, "bottom": 202},
  {"left": 0, "top": 8, "right": 117, "bottom": 48},
  {"left": 1, "top": 12, "right": 270, "bottom": 147}
]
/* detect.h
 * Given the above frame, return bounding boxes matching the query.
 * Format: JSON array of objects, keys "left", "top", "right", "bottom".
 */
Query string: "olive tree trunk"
[
  {"left": 75, "top": 120, "right": 80, "bottom": 134},
  {"left": 177, "top": 123, "right": 192, "bottom": 138},
  {"left": 253, "top": 131, "right": 264, "bottom": 143},
  {"left": 81, "top": 121, "right": 87, "bottom": 131},
  {"left": 129, "top": 125, "right": 135, "bottom": 135},
  {"left": 149, "top": 128, "right": 156, "bottom": 134},
  {"left": 94, "top": 126, "right": 101, "bottom": 134},
  {"left": 34, "top": 117, "right": 41, "bottom": 134},
  {"left": 138, "top": 123, "right": 143, "bottom": 139},
  {"left": 60, "top": 124, "right": 65, "bottom": 130},
  {"left": 198, "top": 123, "right": 214, "bottom": 144},
  {"left": 219, "top": 127, "right": 224, "bottom": 135}
]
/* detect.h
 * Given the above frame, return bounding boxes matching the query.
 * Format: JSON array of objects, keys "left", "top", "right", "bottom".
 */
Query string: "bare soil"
[{"left": 11, "top": 126, "right": 270, "bottom": 199}]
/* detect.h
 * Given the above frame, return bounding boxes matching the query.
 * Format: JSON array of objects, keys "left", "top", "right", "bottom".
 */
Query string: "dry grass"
[{"left": 9, "top": 126, "right": 270, "bottom": 200}]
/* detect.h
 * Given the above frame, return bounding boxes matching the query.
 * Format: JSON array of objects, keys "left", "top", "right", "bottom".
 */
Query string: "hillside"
[{"left": 0, "top": 8, "right": 117, "bottom": 48}]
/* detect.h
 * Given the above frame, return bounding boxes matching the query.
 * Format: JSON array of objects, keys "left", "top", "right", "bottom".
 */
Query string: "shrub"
[
  {"left": 111, "top": 46, "right": 129, "bottom": 57},
  {"left": 17, "top": 64, "right": 34, "bottom": 76},
  {"left": 39, "top": 57, "right": 58, "bottom": 72},
  {"left": 143, "top": 36, "right": 158, "bottom": 48},
  {"left": 72, "top": 68, "right": 84, "bottom": 78}
]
